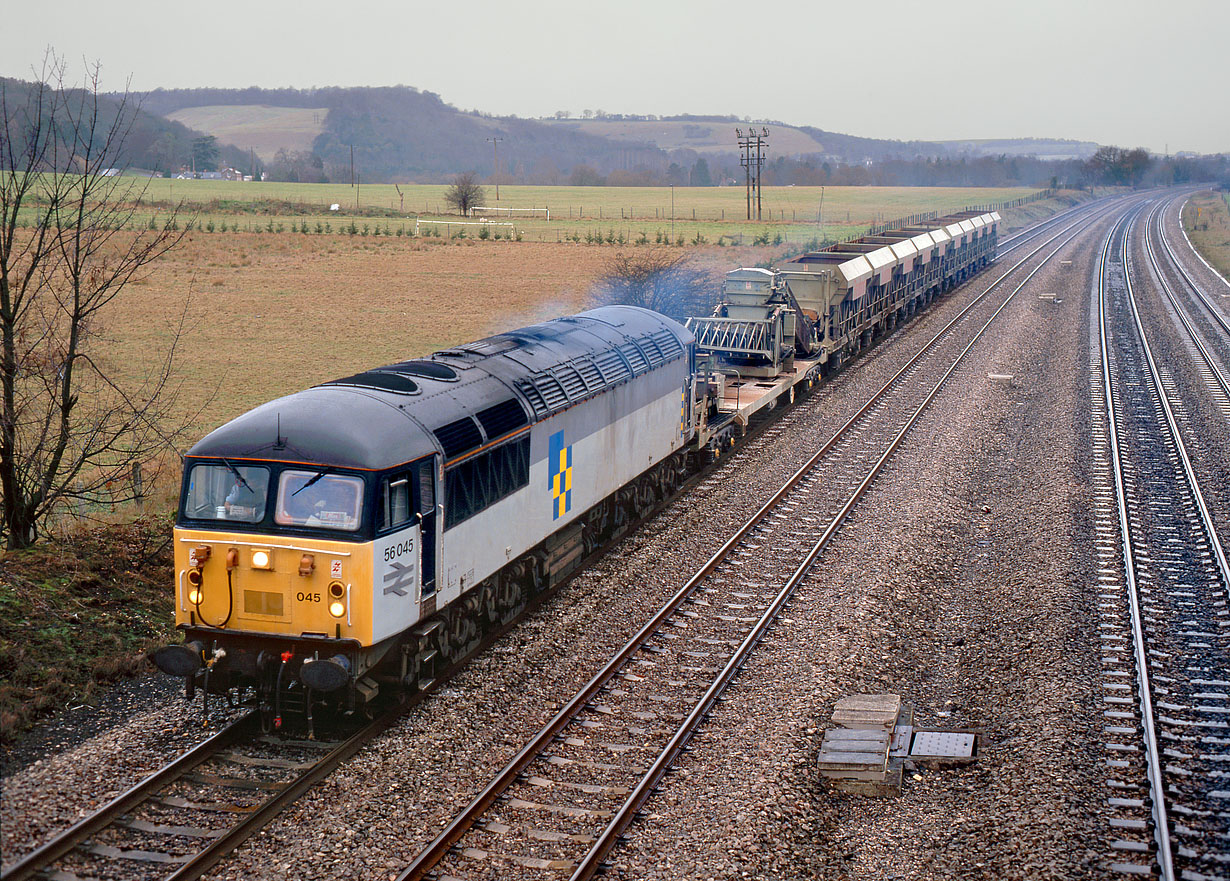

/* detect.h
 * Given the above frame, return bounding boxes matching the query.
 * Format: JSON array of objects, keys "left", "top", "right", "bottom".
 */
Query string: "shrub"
[
  {"left": 478, "top": 225, "right": 490, "bottom": 240},
  {"left": 205, "top": 220, "right": 215, "bottom": 233}
]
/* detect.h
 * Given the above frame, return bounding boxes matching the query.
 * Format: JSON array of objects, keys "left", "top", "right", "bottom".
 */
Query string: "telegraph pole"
[
  {"left": 487, "top": 137, "right": 503, "bottom": 200},
  {"left": 736, "top": 127, "right": 769, "bottom": 220}
]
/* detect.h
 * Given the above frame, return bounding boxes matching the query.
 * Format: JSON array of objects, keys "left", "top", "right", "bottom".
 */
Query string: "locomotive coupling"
[
  {"left": 151, "top": 640, "right": 206, "bottom": 676},
  {"left": 299, "top": 653, "right": 353, "bottom": 692}
]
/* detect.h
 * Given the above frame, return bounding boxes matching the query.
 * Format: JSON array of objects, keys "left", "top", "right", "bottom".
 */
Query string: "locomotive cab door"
[{"left": 415, "top": 458, "right": 438, "bottom": 595}]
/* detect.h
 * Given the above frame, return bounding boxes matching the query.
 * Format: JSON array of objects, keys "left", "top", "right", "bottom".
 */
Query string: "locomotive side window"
[
  {"left": 417, "top": 459, "right": 435, "bottom": 514},
  {"left": 382, "top": 477, "right": 411, "bottom": 530},
  {"left": 183, "top": 464, "right": 269, "bottom": 523},
  {"left": 444, "top": 436, "right": 530, "bottom": 530},
  {"left": 275, "top": 471, "right": 364, "bottom": 531}
]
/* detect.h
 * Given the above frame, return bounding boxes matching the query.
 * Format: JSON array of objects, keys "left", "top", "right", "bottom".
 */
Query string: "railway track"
[
  {"left": 0, "top": 198, "right": 1115, "bottom": 881},
  {"left": 1144, "top": 196, "right": 1230, "bottom": 417},
  {"left": 395, "top": 205, "right": 1112, "bottom": 881},
  {"left": 0, "top": 705, "right": 419, "bottom": 881},
  {"left": 1090, "top": 202, "right": 1230, "bottom": 880}
]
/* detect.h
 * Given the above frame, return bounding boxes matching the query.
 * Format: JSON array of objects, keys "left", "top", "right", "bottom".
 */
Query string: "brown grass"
[{"left": 1182, "top": 190, "right": 1230, "bottom": 281}]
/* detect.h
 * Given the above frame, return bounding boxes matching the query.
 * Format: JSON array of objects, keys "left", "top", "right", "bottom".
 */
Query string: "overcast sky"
[{"left": 3, "top": 0, "right": 1226, "bottom": 154}]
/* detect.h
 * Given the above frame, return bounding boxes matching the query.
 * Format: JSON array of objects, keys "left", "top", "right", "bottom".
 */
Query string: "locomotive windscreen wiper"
[
  {"left": 222, "top": 459, "right": 253, "bottom": 492},
  {"left": 291, "top": 468, "right": 333, "bottom": 496}
]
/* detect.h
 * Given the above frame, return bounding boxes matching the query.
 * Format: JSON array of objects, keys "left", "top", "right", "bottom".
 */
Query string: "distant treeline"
[
  {"left": 1, "top": 77, "right": 254, "bottom": 176},
  {"left": 18, "top": 81, "right": 1226, "bottom": 190}
]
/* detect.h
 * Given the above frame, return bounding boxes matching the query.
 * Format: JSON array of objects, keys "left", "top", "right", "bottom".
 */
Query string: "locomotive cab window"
[
  {"left": 183, "top": 463, "right": 270, "bottom": 523},
  {"left": 275, "top": 471, "right": 364, "bottom": 531},
  {"left": 379, "top": 458, "right": 437, "bottom": 533}
]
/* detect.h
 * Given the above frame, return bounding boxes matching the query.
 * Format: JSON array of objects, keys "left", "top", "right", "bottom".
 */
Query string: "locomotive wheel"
[
  {"left": 497, "top": 564, "right": 528, "bottom": 625},
  {"left": 477, "top": 578, "right": 502, "bottom": 628},
  {"left": 614, "top": 486, "right": 637, "bottom": 531},
  {"left": 448, "top": 593, "right": 482, "bottom": 660},
  {"left": 583, "top": 503, "right": 609, "bottom": 556}
]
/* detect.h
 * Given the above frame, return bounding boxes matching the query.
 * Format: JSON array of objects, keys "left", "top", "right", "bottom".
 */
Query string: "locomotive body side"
[{"left": 154, "top": 305, "right": 695, "bottom": 714}]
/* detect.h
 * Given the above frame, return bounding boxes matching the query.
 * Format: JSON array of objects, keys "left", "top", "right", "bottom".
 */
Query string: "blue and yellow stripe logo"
[{"left": 548, "top": 430, "right": 573, "bottom": 520}]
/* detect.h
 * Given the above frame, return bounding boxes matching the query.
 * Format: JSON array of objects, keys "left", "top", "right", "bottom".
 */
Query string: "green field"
[{"left": 48, "top": 180, "right": 1043, "bottom": 245}]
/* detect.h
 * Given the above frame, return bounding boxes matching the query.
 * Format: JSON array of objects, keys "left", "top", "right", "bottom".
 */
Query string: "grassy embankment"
[
  {"left": 0, "top": 186, "right": 1085, "bottom": 744},
  {"left": 1182, "top": 189, "right": 1230, "bottom": 281},
  {"left": 0, "top": 517, "right": 178, "bottom": 743}
]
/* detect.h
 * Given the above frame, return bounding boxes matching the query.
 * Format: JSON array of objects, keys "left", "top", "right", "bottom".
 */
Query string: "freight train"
[{"left": 153, "top": 211, "right": 999, "bottom": 725}]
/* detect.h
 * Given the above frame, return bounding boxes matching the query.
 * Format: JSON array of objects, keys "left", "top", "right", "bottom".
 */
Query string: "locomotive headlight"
[
  {"left": 251, "top": 549, "right": 272, "bottom": 569},
  {"left": 328, "top": 580, "right": 346, "bottom": 618},
  {"left": 186, "top": 567, "right": 203, "bottom": 605},
  {"left": 188, "top": 587, "right": 202, "bottom": 605}
]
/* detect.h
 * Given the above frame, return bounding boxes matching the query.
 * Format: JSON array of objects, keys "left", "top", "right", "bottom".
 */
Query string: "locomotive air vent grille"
[
  {"left": 553, "top": 365, "right": 589, "bottom": 400},
  {"left": 513, "top": 374, "right": 569, "bottom": 419},
  {"left": 536, "top": 375, "right": 569, "bottom": 410},
  {"left": 642, "top": 335, "right": 667, "bottom": 365},
  {"left": 617, "top": 342, "right": 650, "bottom": 374},
  {"left": 434, "top": 417, "right": 484, "bottom": 460},
  {"left": 593, "top": 349, "right": 631, "bottom": 384},
  {"left": 320, "top": 371, "right": 420, "bottom": 395},
  {"left": 377, "top": 360, "right": 458, "bottom": 381},
  {"left": 575, "top": 359, "right": 605, "bottom": 391},
  {"left": 476, "top": 399, "right": 528, "bottom": 439}
]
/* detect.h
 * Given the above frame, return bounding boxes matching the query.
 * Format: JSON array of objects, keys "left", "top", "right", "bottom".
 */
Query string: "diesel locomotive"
[{"left": 153, "top": 211, "right": 1000, "bottom": 723}]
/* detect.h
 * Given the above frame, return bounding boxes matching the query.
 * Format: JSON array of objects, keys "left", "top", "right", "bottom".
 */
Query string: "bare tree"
[
  {"left": 442, "top": 172, "right": 485, "bottom": 215},
  {"left": 1, "top": 55, "right": 191, "bottom": 549},
  {"left": 591, "top": 249, "right": 715, "bottom": 323}
]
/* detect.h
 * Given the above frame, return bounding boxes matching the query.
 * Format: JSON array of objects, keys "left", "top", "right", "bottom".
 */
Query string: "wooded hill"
[
  {"left": 1, "top": 77, "right": 253, "bottom": 176},
  {"left": 130, "top": 85, "right": 972, "bottom": 184}
]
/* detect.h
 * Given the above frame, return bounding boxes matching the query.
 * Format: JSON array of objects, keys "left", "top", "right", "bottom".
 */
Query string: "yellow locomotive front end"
[{"left": 154, "top": 459, "right": 390, "bottom": 721}]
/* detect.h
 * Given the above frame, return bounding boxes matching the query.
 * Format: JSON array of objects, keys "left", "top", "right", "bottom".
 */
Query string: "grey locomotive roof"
[{"left": 189, "top": 305, "right": 693, "bottom": 471}]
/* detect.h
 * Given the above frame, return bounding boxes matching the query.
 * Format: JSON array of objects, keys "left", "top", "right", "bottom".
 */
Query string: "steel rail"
[
  {"left": 1142, "top": 199, "right": 1230, "bottom": 404},
  {"left": 1, "top": 713, "right": 258, "bottom": 881},
  {"left": 1121, "top": 207, "right": 1230, "bottom": 601},
  {"left": 1097, "top": 203, "right": 1174, "bottom": 878},
  {"left": 164, "top": 696, "right": 414, "bottom": 881},
  {"left": 397, "top": 203, "right": 1105, "bottom": 881},
  {"left": 1157, "top": 196, "right": 1230, "bottom": 338},
  {"left": 1093, "top": 194, "right": 1230, "bottom": 879},
  {"left": 572, "top": 210, "right": 1094, "bottom": 881},
  {"left": 997, "top": 194, "right": 1115, "bottom": 256}
]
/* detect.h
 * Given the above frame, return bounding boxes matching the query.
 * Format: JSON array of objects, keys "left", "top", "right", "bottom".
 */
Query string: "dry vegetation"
[
  {"left": 0, "top": 516, "right": 176, "bottom": 742},
  {"left": 1183, "top": 189, "right": 1230, "bottom": 280}
]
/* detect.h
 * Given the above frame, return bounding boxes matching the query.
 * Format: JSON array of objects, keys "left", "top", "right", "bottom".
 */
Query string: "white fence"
[{"left": 468, "top": 206, "right": 550, "bottom": 220}]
